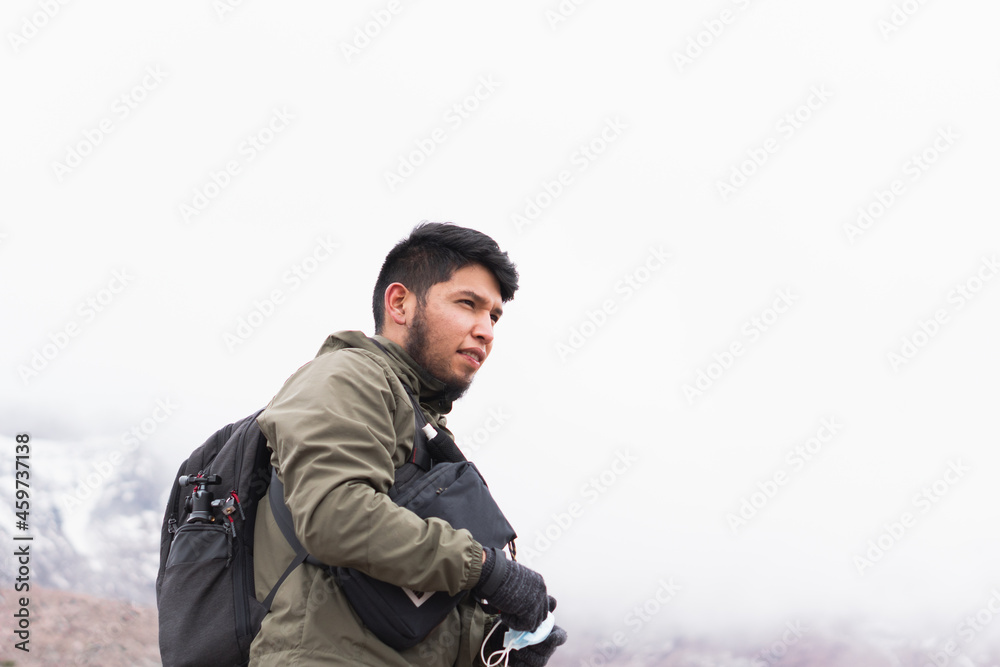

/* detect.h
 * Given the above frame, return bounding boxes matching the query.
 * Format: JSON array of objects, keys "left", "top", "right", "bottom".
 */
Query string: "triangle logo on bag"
[{"left": 402, "top": 587, "right": 437, "bottom": 608}]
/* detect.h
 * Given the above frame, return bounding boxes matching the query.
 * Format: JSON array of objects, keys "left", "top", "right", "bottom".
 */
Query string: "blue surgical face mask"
[
  {"left": 503, "top": 612, "right": 555, "bottom": 651},
  {"left": 481, "top": 612, "right": 556, "bottom": 666}
]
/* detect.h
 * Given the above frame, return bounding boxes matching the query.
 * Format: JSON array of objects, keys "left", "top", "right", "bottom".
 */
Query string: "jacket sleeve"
[{"left": 258, "top": 348, "right": 484, "bottom": 596}]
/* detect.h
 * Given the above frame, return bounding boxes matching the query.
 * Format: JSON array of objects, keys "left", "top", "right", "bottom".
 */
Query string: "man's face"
[{"left": 405, "top": 263, "right": 504, "bottom": 401}]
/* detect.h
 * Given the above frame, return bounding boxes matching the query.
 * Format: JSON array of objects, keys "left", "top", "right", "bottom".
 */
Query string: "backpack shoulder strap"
[
  {"left": 403, "top": 388, "right": 434, "bottom": 471},
  {"left": 400, "top": 384, "right": 466, "bottom": 465},
  {"left": 263, "top": 469, "right": 314, "bottom": 612}
]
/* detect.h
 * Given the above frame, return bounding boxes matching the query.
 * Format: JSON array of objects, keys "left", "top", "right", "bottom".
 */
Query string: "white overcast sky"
[{"left": 3, "top": 0, "right": 1000, "bottom": 643}]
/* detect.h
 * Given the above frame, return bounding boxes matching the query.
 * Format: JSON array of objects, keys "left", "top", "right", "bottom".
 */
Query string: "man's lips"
[{"left": 458, "top": 349, "right": 484, "bottom": 369}]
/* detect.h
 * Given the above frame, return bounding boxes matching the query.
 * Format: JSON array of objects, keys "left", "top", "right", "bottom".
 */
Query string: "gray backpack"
[{"left": 155, "top": 410, "right": 283, "bottom": 667}]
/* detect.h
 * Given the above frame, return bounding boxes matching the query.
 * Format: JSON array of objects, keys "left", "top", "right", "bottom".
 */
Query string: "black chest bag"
[{"left": 269, "top": 383, "right": 517, "bottom": 651}]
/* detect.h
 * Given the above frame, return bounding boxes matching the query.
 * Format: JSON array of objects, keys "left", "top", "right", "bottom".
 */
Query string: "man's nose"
[{"left": 472, "top": 312, "right": 494, "bottom": 346}]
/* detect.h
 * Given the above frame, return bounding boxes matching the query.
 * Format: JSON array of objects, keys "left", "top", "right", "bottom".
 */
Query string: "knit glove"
[
  {"left": 483, "top": 596, "right": 568, "bottom": 667},
  {"left": 474, "top": 547, "right": 549, "bottom": 631}
]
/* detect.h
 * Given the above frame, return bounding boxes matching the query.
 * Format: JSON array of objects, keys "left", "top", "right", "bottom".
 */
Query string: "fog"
[{"left": 4, "top": 0, "right": 1000, "bottom": 655}]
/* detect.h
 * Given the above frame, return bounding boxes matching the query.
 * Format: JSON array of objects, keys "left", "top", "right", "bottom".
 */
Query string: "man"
[{"left": 249, "top": 222, "right": 567, "bottom": 666}]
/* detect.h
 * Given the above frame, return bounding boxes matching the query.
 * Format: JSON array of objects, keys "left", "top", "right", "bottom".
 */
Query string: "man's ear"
[{"left": 384, "top": 282, "right": 411, "bottom": 327}]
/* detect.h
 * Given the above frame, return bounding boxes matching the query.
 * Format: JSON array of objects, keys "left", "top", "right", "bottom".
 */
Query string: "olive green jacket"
[{"left": 249, "top": 331, "right": 490, "bottom": 666}]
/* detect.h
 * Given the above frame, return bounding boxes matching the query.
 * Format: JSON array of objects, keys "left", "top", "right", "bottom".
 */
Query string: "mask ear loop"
[{"left": 480, "top": 620, "right": 514, "bottom": 667}]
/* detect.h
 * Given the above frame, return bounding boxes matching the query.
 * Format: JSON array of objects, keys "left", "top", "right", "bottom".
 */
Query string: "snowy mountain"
[{"left": 0, "top": 435, "right": 163, "bottom": 606}]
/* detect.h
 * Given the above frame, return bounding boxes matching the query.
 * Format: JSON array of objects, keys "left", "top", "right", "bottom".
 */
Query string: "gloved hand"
[
  {"left": 482, "top": 596, "right": 567, "bottom": 667},
  {"left": 474, "top": 547, "right": 549, "bottom": 631}
]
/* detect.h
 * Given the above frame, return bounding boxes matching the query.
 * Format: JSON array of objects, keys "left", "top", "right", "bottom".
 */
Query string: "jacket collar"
[{"left": 315, "top": 331, "right": 453, "bottom": 415}]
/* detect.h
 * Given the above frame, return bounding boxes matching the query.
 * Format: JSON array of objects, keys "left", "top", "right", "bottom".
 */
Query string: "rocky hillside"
[
  {"left": 3, "top": 588, "right": 1000, "bottom": 666},
  {"left": 0, "top": 586, "right": 160, "bottom": 666}
]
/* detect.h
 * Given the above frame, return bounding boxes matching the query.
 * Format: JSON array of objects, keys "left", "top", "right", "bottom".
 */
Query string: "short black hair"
[{"left": 373, "top": 222, "right": 519, "bottom": 333}]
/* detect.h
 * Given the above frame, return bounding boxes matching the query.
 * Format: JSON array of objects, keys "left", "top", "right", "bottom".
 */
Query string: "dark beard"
[{"left": 405, "top": 309, "right": 471, "bottom": 402}]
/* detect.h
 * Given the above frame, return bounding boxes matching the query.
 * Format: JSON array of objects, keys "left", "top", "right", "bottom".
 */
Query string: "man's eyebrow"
[{"left": 454, "top": 289, "right": 503, "bottom": 318}]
